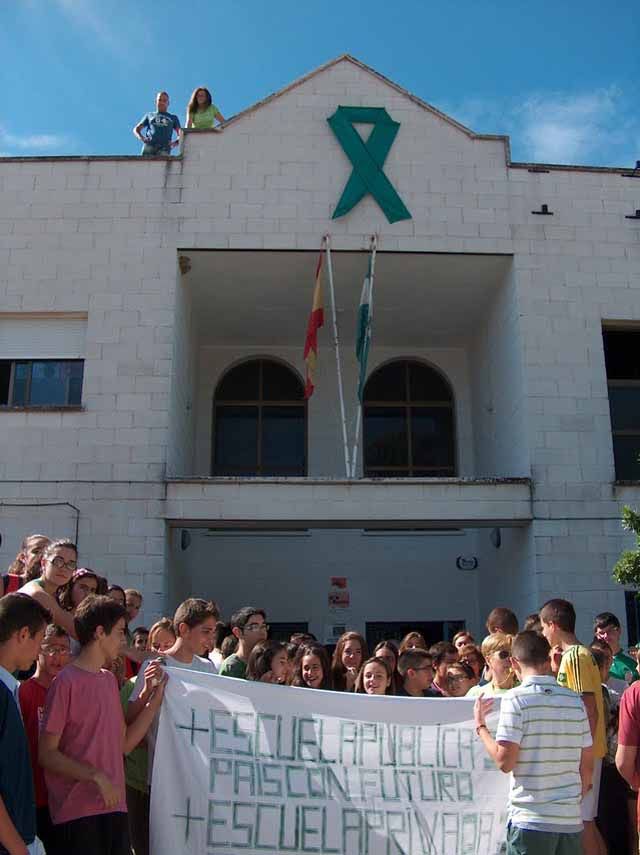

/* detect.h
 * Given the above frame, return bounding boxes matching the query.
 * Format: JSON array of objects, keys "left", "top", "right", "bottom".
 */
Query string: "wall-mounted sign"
[
  {"left": 327, "top": 106, "right": 412, "bottom": 224},
  {"left": 328, "top": 575, "right": 350, "bottom": 609}
]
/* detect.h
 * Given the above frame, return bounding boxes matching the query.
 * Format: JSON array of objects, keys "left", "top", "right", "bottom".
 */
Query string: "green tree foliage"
[{"left": 613, "top": 506, "right": 640, "bottom": 588}]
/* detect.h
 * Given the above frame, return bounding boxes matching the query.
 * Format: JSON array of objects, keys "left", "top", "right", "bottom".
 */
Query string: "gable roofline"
[{"left": 219, "top": 53, "right": 512, "bottom": 158}]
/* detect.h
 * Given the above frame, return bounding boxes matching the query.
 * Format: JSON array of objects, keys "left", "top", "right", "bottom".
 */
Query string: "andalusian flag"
[
  {"left": 356, "top": 253, "right": 373, "bottom": 402},
  {"left": 303, "top": 253, "right": 324, "bottom": 398}
]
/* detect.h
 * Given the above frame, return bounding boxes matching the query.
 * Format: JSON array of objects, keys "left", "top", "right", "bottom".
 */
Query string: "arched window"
[
  {"left": 212, "top": 359, "right": 306, "bottom": 476},
  {"left": 363, "top": 360, "right": 456, "bottom": 477}
]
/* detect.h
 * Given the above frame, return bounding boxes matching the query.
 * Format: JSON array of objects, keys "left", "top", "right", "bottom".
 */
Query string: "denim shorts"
[{"left": 141, "top": 143, "right": 170, "bottom": 156}]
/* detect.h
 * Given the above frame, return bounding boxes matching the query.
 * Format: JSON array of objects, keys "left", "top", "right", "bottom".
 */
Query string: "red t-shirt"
[
  {"left": 42, "top": 664, "right": 127, "bottom": 825},
  {"left": 617, "top": 680, "right": 640, "bottom": 827},
  {"left": 18, "top": 677, "right": 49, "bottom": 808}
]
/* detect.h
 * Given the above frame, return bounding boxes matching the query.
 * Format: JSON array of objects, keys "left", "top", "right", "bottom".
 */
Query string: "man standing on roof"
[{"left": 133, "top": 92, "right": 182, "bottom": 157}]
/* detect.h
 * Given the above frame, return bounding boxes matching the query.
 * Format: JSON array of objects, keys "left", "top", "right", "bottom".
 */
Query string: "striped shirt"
[{"left": 495, "top": 675, "right": 592, "bottom": 831}]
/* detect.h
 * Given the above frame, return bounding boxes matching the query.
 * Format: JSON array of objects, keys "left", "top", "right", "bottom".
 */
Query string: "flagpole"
[
  {"left": 325, "top": 235, "right": 351, "bottom": 478},
  {"left": 350, "top": 235, "right": 377, "bottom": 478}
]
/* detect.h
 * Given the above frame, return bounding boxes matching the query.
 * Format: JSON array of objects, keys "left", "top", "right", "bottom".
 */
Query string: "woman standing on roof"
[{"left": 185, "top": 86, "right": 225, "bottom": 129}]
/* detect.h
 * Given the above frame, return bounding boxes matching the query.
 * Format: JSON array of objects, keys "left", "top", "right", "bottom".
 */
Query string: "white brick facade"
[{"left": 1, "top": 56, "right": 639, "bottom": 640}]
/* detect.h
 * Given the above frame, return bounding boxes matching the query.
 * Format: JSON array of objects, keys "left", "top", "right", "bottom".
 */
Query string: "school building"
[{"left": 1, "top": 55, "right": 639, "bottom": 645}]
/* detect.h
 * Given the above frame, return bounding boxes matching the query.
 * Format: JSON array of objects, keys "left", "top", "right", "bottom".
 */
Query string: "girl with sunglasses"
[{"left": 466, "top": 632, "right": 517, "bottom": 697}]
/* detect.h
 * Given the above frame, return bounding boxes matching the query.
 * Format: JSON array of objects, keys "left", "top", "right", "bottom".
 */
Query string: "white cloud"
[
  {"left": 442, "top": 87, "right": 639, "bottom": 167},
  {"left": 51, "top": 0, "right": 150, "bottom": 57},
  {"left": 0, "top": 127, "right": 70, "bottom": 154},
  {"left": 53, "top": 0, "right": 119, "bottom": 52}
]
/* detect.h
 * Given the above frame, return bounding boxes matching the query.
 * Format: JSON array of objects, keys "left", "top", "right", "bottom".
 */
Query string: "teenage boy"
[
  {"left": 475, "top": 631, "right": 593, "bottom": 855},
  {"left": 39, "top": 596, "right": 165, "bottom": 855},
  {"left": 540, "top": 598, "right": 607, "bottom": 855},
  {"left": 19, "top": 625, "right": 71, "bottom": 854},
  {"left": 397, "top": 649, "right": 439, "bottom": 697},
  {"left": 125, "top": 598, "right": 218, "bottom": 807},
  {"left": 133, "top": 92, "right": 182, "bottom": 156},
  {"left": 486, "top": 607, "right": 519, "bottom": 636},
  {"left": 129, "top": 599, "right": 217, "bottom": 706},
  {"left": 593, "top": 611, "right": 637, "bottom": 684},
  {"left": 427, "top": 642, "right": 458, "bottom": 696},
  {"left": 219, "top": 607, "right": 268, "bottom": 679},
  {"left": 0, "top": 593, "right": 51, "bottom": 855}
]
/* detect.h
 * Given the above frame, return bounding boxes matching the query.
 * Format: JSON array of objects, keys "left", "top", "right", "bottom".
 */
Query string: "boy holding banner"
[{"left": 474, "top": 631, "right": 593, "bottom": 855}]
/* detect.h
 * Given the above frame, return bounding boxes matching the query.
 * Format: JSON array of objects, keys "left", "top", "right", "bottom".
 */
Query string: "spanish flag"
[{"left": 303, "top": 252, "right": 325, "bottom": 398}]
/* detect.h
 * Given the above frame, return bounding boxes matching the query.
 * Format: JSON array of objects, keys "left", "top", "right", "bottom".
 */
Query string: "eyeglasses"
[
  {"left": 244, "top": 623, "right": 268, "bottom": 633},
  {"left": 42, "top": 646, "right": 71, "bottom": 657},
  {"left": 50, "top": 556, "right": 77, "bottom": 572},
  {"left": 495, "top": 649, "right": 511, "bottom": 660}
]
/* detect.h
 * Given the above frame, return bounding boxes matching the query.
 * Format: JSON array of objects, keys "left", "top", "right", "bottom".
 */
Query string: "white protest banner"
[{"left": 150, "top": 670, "right": 508, "bottom": 855}]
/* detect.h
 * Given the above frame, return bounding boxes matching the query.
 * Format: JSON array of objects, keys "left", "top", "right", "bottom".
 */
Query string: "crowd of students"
[
  {"left": 2, "top": 534, "right": 640, "bottom": 854},
  {"left": 132, "top": 87, "right": 225, "bottom": 156}
]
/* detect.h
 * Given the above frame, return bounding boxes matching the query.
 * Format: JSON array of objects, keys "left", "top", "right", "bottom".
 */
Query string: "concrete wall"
[
  {"left": 470, "top": 267, "right": 530, "bottom": 477},
  {"left": 169, "top": 525, "right": 485, "bottom": 640},
  {"left": 167, "top": 271, "right": 197, "bottom": 477}
]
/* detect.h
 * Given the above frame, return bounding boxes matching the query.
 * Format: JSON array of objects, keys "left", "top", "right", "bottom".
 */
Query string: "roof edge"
[{"left": 219, "top": 53, "right": 488, "bottom": 141}]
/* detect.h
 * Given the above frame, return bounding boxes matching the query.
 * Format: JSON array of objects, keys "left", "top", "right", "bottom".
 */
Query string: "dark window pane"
[
  {"left": 409, "top": 363, "right": 452, "bottom": 402},
  {"left": 609, "top": 387, "right": 640, "bottom": 432},
  {"left": 613, "top": 436, "right": 640, "bottom": 480},
  {"left": 364, "top": 407, "right": 408, "bottom": 468},
  {"left": 68, "top": 362, "right": 84, "bottom": 405},
  {"left": 216, "top": 361, "right": 260, "bottom": 401},
  {"left": 12, "top": 363, "right": 29, "bottom": 406},
  {"left": 261, "top": 406, "right": 305, "bottom": 472},
  {"left": 214, "top": 406, "right": 258, "bottom": 472},
  {"left": 604, "top": 331, "right": 640, "bottom": 381},
  {"left": 0, "top": 362, "right": 10, "bottom": 405},
  {"left": 411, "top": 408, "right": 456, "bottom": 471},
  {"left": 262, "top": 361, "right": 304, "bottom": 401},
  {"left": 30, "top": 361, "right": 72, "bottom": 406},
  {"left": 364, "top": 362, "right": 407, "bottom": 402}
]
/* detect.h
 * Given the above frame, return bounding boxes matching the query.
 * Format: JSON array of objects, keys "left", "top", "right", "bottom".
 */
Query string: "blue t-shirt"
[
  {"left": 0, "top": 681, "right": 36, "bottom": 851},
  {"left": 139, "top": 111, "right": 180, "bottom": 148}
]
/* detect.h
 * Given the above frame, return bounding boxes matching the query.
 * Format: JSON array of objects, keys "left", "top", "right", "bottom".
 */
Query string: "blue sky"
[{"left": 3, "top": 0, "right": 639, "bottom": 165}]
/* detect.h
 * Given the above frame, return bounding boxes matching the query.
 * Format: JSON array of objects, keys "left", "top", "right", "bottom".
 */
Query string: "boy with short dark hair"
[
  {"left": 39, "top": 596, "right": 165, "bottom": 855},
  {"left": 126, "top": 599, "right": 218, "bottom": 731},
  {"left": 540, "top": 598, "right": 607, "bottom": 855},
  {"left": 19, "top": 624, "right": 71, "bottom": 854},
  {"left": 593, "top": 610, "right": 637, "bottom": 684},
  {"left": 219, "top": 607, "right": 268, "bottom": 679},
  {"left": 397, "top": 649, "right": 438, "bottom": 697},
  {"left": 131, "top": 627, "right": 148, "bottom": 652},
  {"left": 0, "top": 593, "right": 51, "bottom": 855},
  {"left": 428, "top": 641, "right": 458, "bottom": 696},
  {"left": 475, "top": 631, "right": 593, "bottom": 855},
  {"left": 133, "top": 92, "right": 182, "bottom": 156},
  {"left": 486, "top": 607, "right": 519, "bottom": 637}
]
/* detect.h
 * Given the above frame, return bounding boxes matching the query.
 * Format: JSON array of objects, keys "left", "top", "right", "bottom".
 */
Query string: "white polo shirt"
[{"left": 495, "top": 674, "right": 592, "bottom": 832}]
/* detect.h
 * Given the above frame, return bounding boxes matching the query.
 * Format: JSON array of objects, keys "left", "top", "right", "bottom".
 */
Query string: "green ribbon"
[{"left": 328, "top": 106, "right": 411, "bottom": 224}]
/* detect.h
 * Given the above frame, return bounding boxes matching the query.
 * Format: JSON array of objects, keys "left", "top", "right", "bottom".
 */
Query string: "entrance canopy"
[
  {"left": 165, "top": 476, "right": 532, "bottom": 529},
  {"left": 183, "top": 250, "right": 512, "bottom": 347}
]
